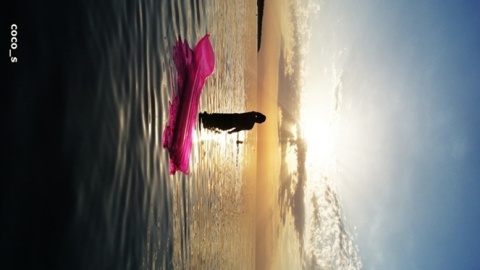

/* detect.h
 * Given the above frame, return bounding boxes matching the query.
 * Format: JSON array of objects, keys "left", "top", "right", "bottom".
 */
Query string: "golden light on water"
[
  {"left": 191, "top": 128, "right": 247, "bottom": 174},
  {"left": 195, "top": 128, "right": 246, "bottom": 147}
]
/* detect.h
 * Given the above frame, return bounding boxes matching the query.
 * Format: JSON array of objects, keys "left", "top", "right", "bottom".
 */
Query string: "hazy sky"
[{"left": 299, "top": 0, "right": 480, "bottom": 269}]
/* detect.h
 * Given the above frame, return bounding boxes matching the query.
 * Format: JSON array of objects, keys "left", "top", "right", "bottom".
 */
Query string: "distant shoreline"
[{"left": 257, "top": 0, "right": 264, "bottom": 51}]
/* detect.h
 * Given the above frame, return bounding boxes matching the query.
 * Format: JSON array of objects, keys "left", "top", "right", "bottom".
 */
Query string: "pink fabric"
[{"left": 162, "top": 34, "right": 215, "bottom": 175}]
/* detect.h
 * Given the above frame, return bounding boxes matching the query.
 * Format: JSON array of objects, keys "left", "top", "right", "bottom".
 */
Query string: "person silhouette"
[{"left": 199, "top": 111, "right": 266, "bottom": 133}]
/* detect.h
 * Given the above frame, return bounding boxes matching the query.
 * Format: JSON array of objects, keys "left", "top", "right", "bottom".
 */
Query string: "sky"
[{"left": 296, "top": 0, "right": 480, "bottom": 269}]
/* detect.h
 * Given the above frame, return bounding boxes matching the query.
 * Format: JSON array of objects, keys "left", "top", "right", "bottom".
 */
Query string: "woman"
[{"left": 199, "top": 111, "right": 266, "bottom": 133}]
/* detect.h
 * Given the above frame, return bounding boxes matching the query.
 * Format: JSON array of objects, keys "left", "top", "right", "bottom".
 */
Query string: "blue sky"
[{"left": 300, "top": 0, "right": 480, "bottom": 268}]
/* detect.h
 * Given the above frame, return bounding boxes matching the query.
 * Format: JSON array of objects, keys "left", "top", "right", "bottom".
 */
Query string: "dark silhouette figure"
[{"left": 199, "top": 111, "right": 266, "bottom": 133}]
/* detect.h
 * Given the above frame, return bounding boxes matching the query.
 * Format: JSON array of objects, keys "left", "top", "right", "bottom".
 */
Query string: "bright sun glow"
[
  {"left": 301, "top": 88, "right": 343, "bottom": 264},
  {"left": 301, "top": 98, "right": 338, "bottom": 175}
]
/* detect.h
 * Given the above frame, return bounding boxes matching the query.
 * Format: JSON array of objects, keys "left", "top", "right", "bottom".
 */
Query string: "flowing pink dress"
[{"left": 162, "top": 34, "right": 215, "bottom": 175}]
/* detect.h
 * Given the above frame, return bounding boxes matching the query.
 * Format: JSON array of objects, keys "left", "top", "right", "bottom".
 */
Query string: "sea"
[
  {"left": 4, "top": 0, "right": 256, "bottom": 269},
  {"left": 64, "top": 0, "right": 257, "bottom": 269}
]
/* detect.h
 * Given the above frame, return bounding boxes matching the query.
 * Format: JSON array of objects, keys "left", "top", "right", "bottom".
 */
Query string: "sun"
[{"left": 300, "top": 94, "right": 338, "bottom": 175}]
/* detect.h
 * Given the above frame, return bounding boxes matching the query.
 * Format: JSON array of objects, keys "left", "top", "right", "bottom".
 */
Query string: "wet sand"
[
  {"left": 241, "top": 0, "right": 281, "bottom": 268},
  {"left": 256, "top": 0, "right": 281, "bottom": 269}
]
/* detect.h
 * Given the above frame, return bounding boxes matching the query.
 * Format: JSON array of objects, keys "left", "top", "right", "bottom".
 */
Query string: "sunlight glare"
[{"left": 301, "top": 101, "right": 338, "bottom": 175}]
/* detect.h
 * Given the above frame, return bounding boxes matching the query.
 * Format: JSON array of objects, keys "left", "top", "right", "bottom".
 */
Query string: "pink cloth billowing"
[{"left": 162, "top": 34, "right": 215, "bottom": 175}]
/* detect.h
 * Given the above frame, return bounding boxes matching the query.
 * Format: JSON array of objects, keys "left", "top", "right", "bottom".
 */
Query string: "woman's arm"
[{"left": 227, "top": 127, "right": 243, "bottom": 134}]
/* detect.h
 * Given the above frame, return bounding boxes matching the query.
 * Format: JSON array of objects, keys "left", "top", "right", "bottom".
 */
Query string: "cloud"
[
  {"left": 278, "top": 126, "right": 307, "bottom": 240},
  {"left": 277, "top": 131, "right": 362, "bottom": 269},
  {"left": 280, "top": 0, "right": 320, "bottom": 77},
  {"left": 304, "top": 183, "right": 362, "bottom": 269},
  {"left": 277, "top": 1, "right": 363, "bottom": 269}
]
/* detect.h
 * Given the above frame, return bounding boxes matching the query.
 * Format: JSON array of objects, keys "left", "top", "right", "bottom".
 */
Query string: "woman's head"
[{"left": 255, "top": 112, "right": 266, "bottom": 123}]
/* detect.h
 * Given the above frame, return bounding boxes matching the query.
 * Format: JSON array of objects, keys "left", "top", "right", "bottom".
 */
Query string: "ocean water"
[{"left": 64, "top": 0, "right": 257, "bottom": 269}]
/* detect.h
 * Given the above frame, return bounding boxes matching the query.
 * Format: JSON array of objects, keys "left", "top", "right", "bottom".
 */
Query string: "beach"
[{"left": 256, "top": 0, "right": 282, "bottom": 269}]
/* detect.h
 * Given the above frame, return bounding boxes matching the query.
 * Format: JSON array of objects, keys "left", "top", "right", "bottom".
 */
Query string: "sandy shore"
[
  {"left": 240, "top": 0, "right": 260, "bottom": 269},
  {"left": 255, "top": 0, "right": 281, "bottom": 269},
  {"left": 241, "top": 0, "right": 282, "bottom": 268}
]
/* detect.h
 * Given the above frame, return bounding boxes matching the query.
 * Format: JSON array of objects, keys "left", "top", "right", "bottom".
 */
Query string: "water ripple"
[{"left": 67, "top": 0, "right": 255, "bottom": 269}]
